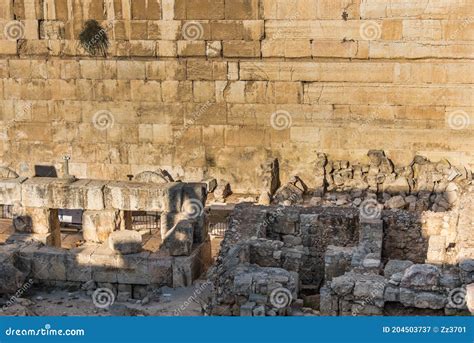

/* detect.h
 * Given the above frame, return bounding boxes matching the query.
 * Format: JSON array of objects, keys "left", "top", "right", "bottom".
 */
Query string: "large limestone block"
[
  {"left": 331, "top": 274, "right": 355, "bottom": 296},
  {"left": 20, "top": 177, "right": 105, "bottom": 210},
  {"left": 148, "top": 254, "right": 173, "bottom": 285},
  {"left": 0, "top": 177, "right": 25, "bottom": 205},
  {"left": 401, "top": 264, "right": 441, "bottom": 290},
  {"left": 426, "top": 235, "right": 447, "bottom": 264},
  {"left": 21, "top": 178, "right": 71, "bottom": 208},
  {"left": 181, "top": 182, "right": 207, "bottom": 209},
  {"left": 116, "top": 252, "right": 151, "bottom": 284},
  {"left": 160, "top": 183, "right": 185, "bottom": 213},
  {"left": 414, "top": 292, "right": 446, "bottom": 310},
  {"left": 90, "top": 245, "right": 120, "bottom": 283},
  {"left": 384, "top": 260, "right": 413, "bottom": 278},
  {"left": 37, "top": 179, "right": 107, "bottom": 210},
  {"left": 32, "top": 246, "right": 67, "bottom": 281},
  {"left": 66, "top": 179, "right": 107, "bottom": 210},
  {"left": 162, "top": 220, "right": 194, "bottom": 256},
  {"left": 65, "top": 246, "right": 94, "bottom": 282},
  {"left": 225, "top": 0, "right": 259, "bottom": 19},
  {"left": 104, "top": 181, "right": 166, "bottom": 211},
  {"left": 83, "top": 210, "right": 121, "bottom": 243},
  {"left": 108, "top": 230, "right": 143, "bottom": 255}
]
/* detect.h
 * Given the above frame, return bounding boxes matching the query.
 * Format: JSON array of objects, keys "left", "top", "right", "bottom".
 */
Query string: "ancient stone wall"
[
  {"left": 0, "top": 0, "right": 473, "bottom": 192},
  {"left": 210, "top": 184, "right": 473, "bottom": 316}
]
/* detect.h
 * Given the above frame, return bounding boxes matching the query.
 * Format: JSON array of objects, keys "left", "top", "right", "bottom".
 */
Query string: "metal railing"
[
  {"left": 132, "top": 211, "right": 161, "bottom": 231},
  {"left": 0, "top": 205, "right": 13, "bottom": 219}
]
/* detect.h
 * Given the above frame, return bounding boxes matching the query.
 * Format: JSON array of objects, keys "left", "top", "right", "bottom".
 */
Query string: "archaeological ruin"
[{"left": 0, "top": 0, "right": 473, "bottom": 317}]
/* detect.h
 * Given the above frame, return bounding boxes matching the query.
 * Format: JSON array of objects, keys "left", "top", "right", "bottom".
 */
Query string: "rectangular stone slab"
[
  {"left": 22, "top": 178, "right": 107, "bottom": 210},
  {"left": 104, "top": 181, "right": 167, "bottom": 211}
]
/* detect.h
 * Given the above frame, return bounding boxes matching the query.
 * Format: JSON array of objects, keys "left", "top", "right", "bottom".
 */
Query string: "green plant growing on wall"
[{"left": 79, "top": 20, "right": 109, "bottom": 57}]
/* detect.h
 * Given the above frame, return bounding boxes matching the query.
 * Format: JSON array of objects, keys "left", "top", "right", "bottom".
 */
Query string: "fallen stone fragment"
[{"left": 108, "top": 230, "right": 143, "bottom": 255}]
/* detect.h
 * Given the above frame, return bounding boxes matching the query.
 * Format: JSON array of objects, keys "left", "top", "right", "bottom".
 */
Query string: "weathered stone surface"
[
  {"left": 385, "top": 195, "right": 406, "bottom": 209},
  {"left": 414, "top": 292, "right": 446, "bottom": 309},
  {"left": 353, "top": 275, "right": 386, "bottom": 302},
  {"left": 331, "top": 275, "right": 354, "bottom": 296},
  {"left": 21, "top": 178, "right": 106, "bottom": 210},
  {"left": 0, "top": 262, "right": 27, "bottom": 294},
  {"left": 108, "top": 230, "right": 143, "bottom": 255},
  {"left": 384, "top": 285, "right": 400, "bottom": 302},
  {"left": 400, "top": 264, "right": 441, "bottom": 289},
  {"left": 399, "top": 288, "right": 416, "bottom": 307},
  {"left": 324, "top": 245, "right": 353, "bottom": 281},
  {"left": 104, "top": 181, "right": 166, "bottom": 211},
  {"left": 0, "top": 177, "right": 24, "bottom": 205},
  {"left": 459, "top": 259, "right": 474, "bottom": 284},
  {"left": 162, "top": 220, "right": 194, "bottom": 256},
  {"left": 467, "top": 283, "right": 474, "bottom": 314},
  {"left": 134, "top": 171, "right": 168, "bottom": 184},
  {"left": 273, "top": 183, "right": 304, "bottom": 205},
  {"left": 172, "top": 240, "right": 212, "bottom": 287},
  {"left": 31, "top": 246, "right": 67, "bottom": 281},
  {"left": 83, "top": 210, "right": 122, "bottom": 243},
  {"left": 384, "top": 260, "right": 414, "bottom": 278}
]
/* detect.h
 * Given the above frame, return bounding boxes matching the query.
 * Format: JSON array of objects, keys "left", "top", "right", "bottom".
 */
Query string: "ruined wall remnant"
[
  {"left": 0, "top": 1, "right": 472, "bottom": 192},
  {"left": 210, "top": 184, "right": 474, "bottom": 316}
]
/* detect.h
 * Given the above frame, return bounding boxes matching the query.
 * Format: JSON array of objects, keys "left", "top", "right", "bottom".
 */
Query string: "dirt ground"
[{"left": 0, "top": 280, "right": 212, "bottom": 317}]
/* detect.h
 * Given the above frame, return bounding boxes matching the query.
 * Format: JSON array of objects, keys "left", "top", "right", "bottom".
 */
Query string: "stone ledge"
[{"left": 6, "top": 239, "right": 211, "bottom": 288}]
